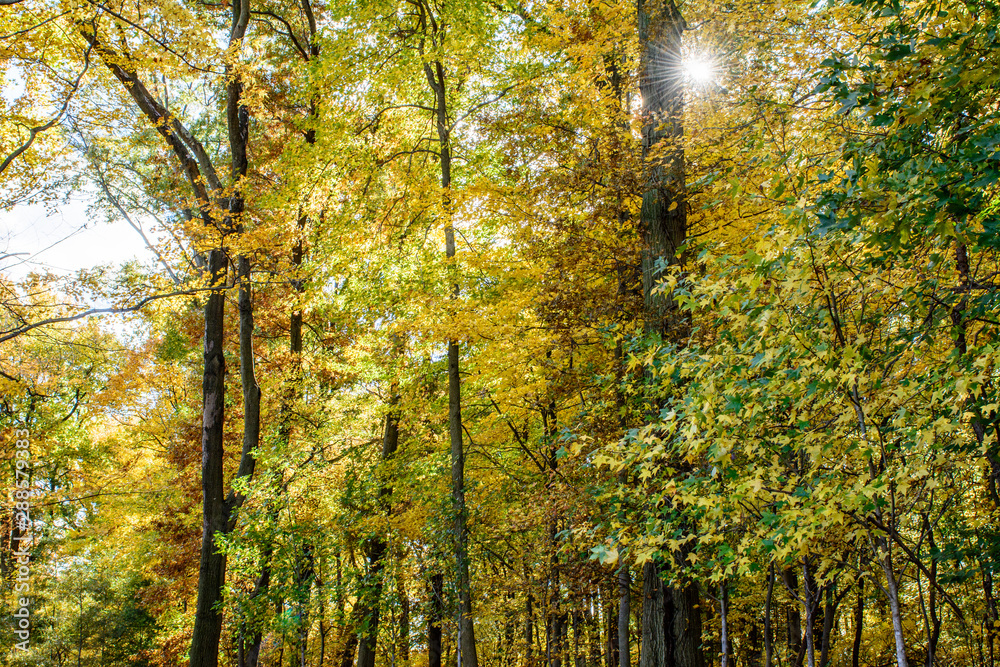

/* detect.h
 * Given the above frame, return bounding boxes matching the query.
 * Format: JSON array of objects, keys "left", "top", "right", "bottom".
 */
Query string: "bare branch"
[
  {"left": 90, "top": 160, "right": 183, "bottom": 285},
  {"left": 452, "top": 82, "right": 519, "bottom": 130},
  {"left": 0, "top": 287, "right": 212, "bottom": 344},
  {"left": 357, "top": 103, "right": 438, "bottom": 134},
  {"left": 250, "top": 10, "right": 308, "bottom": 60}
]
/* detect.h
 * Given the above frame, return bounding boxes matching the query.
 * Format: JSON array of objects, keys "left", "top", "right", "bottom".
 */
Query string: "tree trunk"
[
  {"left": 720, "top": 583, "right": 730, "bottom": 667},
  {"left": 548, "top": 610, "right": 567, "bottom": 667},
  {"left": 802, "top": 561, "right": 815, "bottom": 667},
  {"left": 619, "top": 567, "right": 631, "bottom": 667},
  {"left": 783, "top": 569, "right": 802, "bottom": 662},
  {"left": 587, "top": 594, "right": 602, "bottom": 667},
  {"left": 747, "top": 622, "right": 763, "bottom": 667},
  {"left": 295, "top": 544, "right": 314, "bottom": 667},
  {"left": 819, "top": 585, "right": 836, "bottom": 667},
  {"left": 528, "top": 585, "right": 538, "bottom": 664},
  {"left": 189, "top": 247, "right": 229, "bottom": 667},
  {"left": 852, "top": 577, "right": 864, "bottom": 667},
  {"left": 672, "top": 583, "right": 703, "bottom": 667},
  {"left": 238, "top": 537, "right": 272, "bottom": 667},
  {"left": 422, "top": 45, "right": 480, "bottom": 667},
  {"left": 340, "top": 629, "right": 358, "bottom": 667},
  {"left": 638, "top": 0, "right": 686, "bottom": 337},
  {"left": 639, "top": 562, "right": 670, "bottom": 667},
  {"left": 84, "top": 28, "right": 251, "bottom": 663},
  {"left": 605, "top": 579, "right": 620, "bottom": 667},
  {"left": 188, "top": 0, "right": 252, "bottom": 661},
  {"left": 765, "top": 563, "right": 775, "bottom": 667},
  {"left": 318, "top": 561, "right": 328, "bottom": 667},
  {"left": 398, "top": 566, "right": 410, "bottom": 663},
  {"left": 983, "top": 561, "right": 997, "bottom": 667},
  {"left": 356, "top": 537, "right": 387, "bottom": 667},
  {"left": 879, "top": 546, "right": 910, "bottom": 667},
  {"left": 356, "top": 396, "right": 402, "bottom": 667},
  {"left": 236, "top": 254, "right": 261, "bottom": 501},
  {"left": 574, "top": 611, "right": 583, "bottom": 667},
  {"left": 503, "top": 612, "right": 516, "bottom": 667},
  {"left": 235, "top": 215, "right": 305, "bottom": 667},
  {"left": 927, "top": 524, "right": 940, "bottom": 667},
  {"left": 637, "top": 1, "right": 701, "bottom": 666},
  {"left": 232, "top": 251, "right": 264, "bottom": 667},
  {"left": 429, "top": 572, "right": 444, "bottom": 667}
]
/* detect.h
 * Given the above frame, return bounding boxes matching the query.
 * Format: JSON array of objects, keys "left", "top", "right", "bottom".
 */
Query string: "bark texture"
[{"left": 189, "top": 248, "right": 229, "bottom": 667}]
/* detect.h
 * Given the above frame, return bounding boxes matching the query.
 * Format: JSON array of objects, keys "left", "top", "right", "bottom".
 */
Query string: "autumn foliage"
[{"left": 2, "top": 0, "right": 1000, "bottom": 666}]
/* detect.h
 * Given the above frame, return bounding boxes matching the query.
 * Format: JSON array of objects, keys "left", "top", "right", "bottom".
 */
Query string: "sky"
[
  {"left": 0, "top": 194, "right": 151, "bottom": 281},
  {"left": 0, "top": 195, "right": 159, "bottom": 345}
]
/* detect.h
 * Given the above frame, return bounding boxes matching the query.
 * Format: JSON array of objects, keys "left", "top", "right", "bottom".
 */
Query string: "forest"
[{"left": 1, "top": 0, "right": 999, "bottom": 666}]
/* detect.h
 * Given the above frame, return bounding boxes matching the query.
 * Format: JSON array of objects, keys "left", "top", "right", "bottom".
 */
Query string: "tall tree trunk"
[
  {"left": 802, "top": 561, "right": 815, "bottom": 667},
  {"left": 639, "top": 562, "right": 670, "bottom": 667},
  {"left": 638, "top": 0, "right": 686, "bottom": 335},
  {"left": 238, "top": 537, "right": 272, "bottom": 667},
  {"left": 671, "top": 583, "right": 703, "bottom": 667},
  {"left": 296, "top": 544, "right": 315, "bottom": 667},
  {"left": 720, "top": 583, "right": 730, "bottom": 667},
  {"left": 747, "top": 622, "right": 763, "bottom": 667},
  {"left": 613, "top": 346, "right": 630, "bottom": 667},
  {"left": 503, "top": 611, "right": 516, "bottom": 667},
  {"left": 85, "top": 23, "right": 252, "bottom": 661},
  {"left": 229, "top": 253, "right": 268, "bottom": 667},
  {"left": 765, "top": 563, "right": 775, "bottom": 667},
  {"left": 356, "top": 538, "right": 387, "bottom": 667},
  {"left": 926, "top": 522, "right": 940, "bottom": 667},
  {"left": 983, "top": 560, "right": 997, "bottom": 667},
  {"left": 548, "top": 609, "right": 567, "bottom": 667},
  {"left": 398, "top": 566, "right": 410, "bottom": 664},
  {"left": 574, "top": 611, "right": 584, "bottom": 667},
  {"left": 544, "top": 412, "right": 566, "bottom": 667},
  {"left": 233, "top": 250, "right": 263, "bottom": 667},
  {"left": 235, "top": 254, "right": 261, "bottom": 507},
  {"left": 527, "top": 585, "right": 538, "bottom": 665},
  {"left": 587, "top": 594, "right": 602, "bottom": 667},
  {"left": 189, "top": 246, "right": 229, "bottom": 667},
  {"left": 819, "top": 585, "right": 835, "bottom": 667},
  {"left": 422, "top": 31, "right": 479, "bottom": 665},
  {"left": 637, "top": 2, "right": 702, "bottom": 666},
  {"left": 429, "top": 572, "right": 444, "bottom": 667},
  {"left": 954, "top": 242, "right": 1000, "bottom": 512},
  {"left": 188, "top": 1, "right": 252, "bottom": 662},
  {"left": 318, "top": 560, "right": 328, "bottom": 667},
  {"left": 619, "top": 566, "right": 631, "bottom": 667},
  {"left": 852, "top": 577, "right": 864, "bottom": 667},
  {"left": 340, "top": 629, "right": 358, "bottom": 667},
  {"left": 784, "top": 569, "right": 802, "bottom": 662},
  {"left": 356, "top": 391, "right": 402, "bottom": 667},
  {"left": 878, "top": 543, "right": 910, "bottom": 667},
  {"left": 605, "top": 579, "right": 620, "bottom": 667}
]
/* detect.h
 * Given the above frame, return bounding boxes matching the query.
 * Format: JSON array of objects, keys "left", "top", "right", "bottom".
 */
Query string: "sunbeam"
[{"left": 681, "top": 54, "right": 716, "bottom": 86}]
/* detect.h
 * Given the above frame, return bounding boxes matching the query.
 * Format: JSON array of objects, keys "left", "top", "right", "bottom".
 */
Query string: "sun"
[{"left": 681, "top": 54, "right": 717, "bottom": 86}]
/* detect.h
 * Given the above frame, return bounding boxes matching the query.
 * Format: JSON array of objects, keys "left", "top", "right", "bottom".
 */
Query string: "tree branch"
[
  {"left": 80, "top": 22, "right": 223, "bottom": 210},
  {"left": 0, "top": 45, "right": 91, "bottom": 176},
  {"left": 250, "top": 10, "right": 308, "bottom": 60},
  {"left": 0, "top": 288, "right": 212, "bottom": 344}
]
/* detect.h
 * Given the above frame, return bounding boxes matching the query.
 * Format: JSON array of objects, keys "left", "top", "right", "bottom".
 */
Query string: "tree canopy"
[{"left": 2, "top": 0, "right": 1000, "bottom": 666}]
